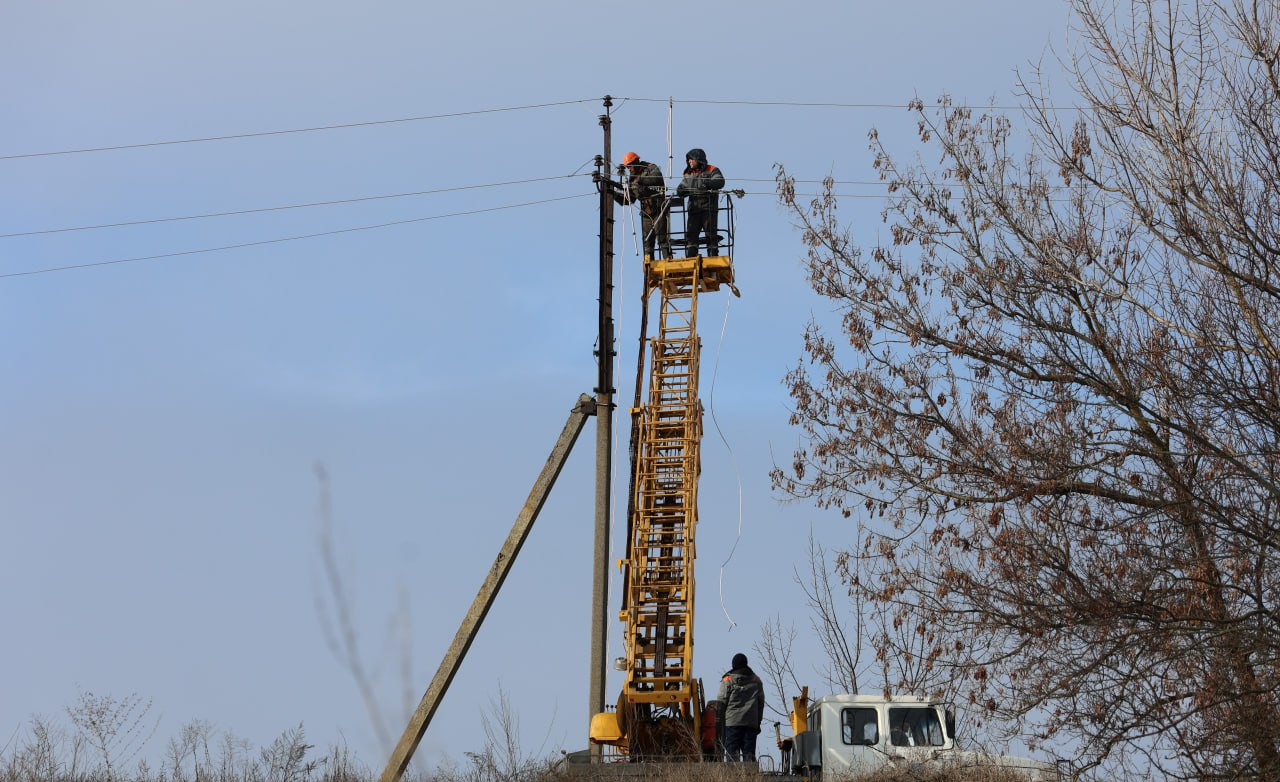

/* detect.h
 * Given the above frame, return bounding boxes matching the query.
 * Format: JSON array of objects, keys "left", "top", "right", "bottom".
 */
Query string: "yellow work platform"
[{"left": 644, "top": 255, "right": 734, "bottom": 292}]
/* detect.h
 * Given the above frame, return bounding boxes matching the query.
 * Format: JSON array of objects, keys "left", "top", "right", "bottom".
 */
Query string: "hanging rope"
[{"left": 707, "top": 295, "right": 745, "bottom": 630}]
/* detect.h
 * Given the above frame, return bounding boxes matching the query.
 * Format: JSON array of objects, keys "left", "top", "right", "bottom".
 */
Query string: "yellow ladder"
[
  {"left": 625, "top": 259, "right": 702, "bottom": 705},
  {"left": 588, "top": 255, "right": 733, "bottom": 756}
]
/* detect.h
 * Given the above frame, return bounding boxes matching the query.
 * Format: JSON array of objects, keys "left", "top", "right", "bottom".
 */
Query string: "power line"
[
  {"left": 0, "top": 175, "right": 878, "bottom": 242},
  {"left": 731, "top": 177, "right": 887, "bottom": 186},
  {"left": 1, "top": 177, "right": 1064, "bottom": 243},
  {"left": 629, "top": 97, "right": 907, "bottom": 109},
  {"left": 738, "top": 191, "right": 893, "bottom": 198},
  {"left": 2, "top": 95, "right": 1086, "bottom": 164},
  {"left": 624, "top": 97, "right": 1083, "bottom": 112},
  {"left": 2, "top": 169, "right": 1074, "bottom": 243},
  {"left": 0, "top": 174, "right": 958, "bottom": 244},
  {"left": 0, "top": 193, "right": 592, "bottom": 280},
  {"left": 0, "top": 174, "right": 591, "bottom": 239},
  {"left": 0, "top": 98, "right": 599, "bottom": 161}
]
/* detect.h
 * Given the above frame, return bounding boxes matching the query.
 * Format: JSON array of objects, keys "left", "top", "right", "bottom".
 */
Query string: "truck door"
[{"left": 831, "top": 706, "right": 882, "bottom": 776}]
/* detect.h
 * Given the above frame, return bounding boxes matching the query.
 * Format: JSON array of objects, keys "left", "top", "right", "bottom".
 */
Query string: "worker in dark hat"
[
  {"left": 676, "top": 148, "right": 725, "bottom": 257},
  {"left": 616, "top": 151, "right": 672, "bottom": 260},
  {"left": 717, "top": 652, "right": 766, "bottom": 762}
]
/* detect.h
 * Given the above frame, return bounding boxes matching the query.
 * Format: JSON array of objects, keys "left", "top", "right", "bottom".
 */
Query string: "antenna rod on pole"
[
  {"left": 588, "top": 94, "right": 615, "bottom": 761},
  {"left": 667, "top": 96, "right": 674, "bottom": 178}
]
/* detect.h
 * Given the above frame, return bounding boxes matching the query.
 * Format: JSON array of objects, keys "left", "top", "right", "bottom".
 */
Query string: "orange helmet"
[{"left": 622, "top": 151, "right": 640, "bottom": 166}]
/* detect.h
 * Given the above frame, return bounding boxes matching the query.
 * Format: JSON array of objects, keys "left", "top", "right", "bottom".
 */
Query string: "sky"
[{"left": 1, "top": 0, "right": 1072, "bottom": 773}]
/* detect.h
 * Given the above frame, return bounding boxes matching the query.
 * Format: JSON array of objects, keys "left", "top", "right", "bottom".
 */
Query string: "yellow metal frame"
[
  {"left": 590, "top": 254, "right": 735, "bottom": 755},
  {"left": 645, "top": 255, "right": 734, "bottom": 293}
]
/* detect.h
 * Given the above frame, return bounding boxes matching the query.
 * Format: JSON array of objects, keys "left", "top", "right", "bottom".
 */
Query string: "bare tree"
[
  {"left": 775, "top": 1, "right": 1280, "bottom": 779},
  {"left": 753, "top": 615, "right": 804, "bottom": 721},
  {"left": 755, "top": 529, "right": 950, "bottom": 713},
  {"left": 796, "top": 533, "right": 864, "bottom": 696},
  {"left": 65, "top": 690, "right": 158, "bottom": 782}
]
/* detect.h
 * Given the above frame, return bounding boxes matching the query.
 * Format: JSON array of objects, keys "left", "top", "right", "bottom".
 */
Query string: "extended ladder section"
[
  {"left": 589, "top": 254, "right": 734, "bottom": 758},
  {"left": 627, "top": 261, "right": 703, "bottom": 705}
]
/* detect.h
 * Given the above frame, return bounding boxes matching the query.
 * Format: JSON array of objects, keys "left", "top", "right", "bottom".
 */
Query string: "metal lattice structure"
[
  {"left": 590, "top": 251, "right": 735, "bottom": 758},
  {"left": 626, "top": 261, "right": 703, "bottom": 705}
]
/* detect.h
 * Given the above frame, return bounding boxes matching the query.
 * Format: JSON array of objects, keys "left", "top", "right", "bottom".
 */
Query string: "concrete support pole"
[{"left": 378, "top": 396, "right": 595, "bottom": 782}]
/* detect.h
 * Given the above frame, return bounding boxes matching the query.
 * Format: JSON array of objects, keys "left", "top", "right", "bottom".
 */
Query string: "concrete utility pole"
[
  {"left": 378, "top": 396, "right": 596, "bottom": 782},
  {"left": 377, "top": 95, "right": 621, "bottom": 780},
  {"left": 588, "top": 95, "right": 615, "bottom": 760}
]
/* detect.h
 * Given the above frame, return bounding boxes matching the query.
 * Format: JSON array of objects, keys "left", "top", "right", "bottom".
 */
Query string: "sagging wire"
[
  {"left": 567, "top": 158, "right": 598, "bottom": 177},
  {"left": 2, "top": 173, "right": 593, "bottom": 240},
  {"left": 1, "top": 97, "right": 600, "bottom": 161},
  {"left": 2, "top": 193, "right": 591, "bottom": 279},
  {"left": 710, "top": 293, "right": 745, "bottom": 631}
]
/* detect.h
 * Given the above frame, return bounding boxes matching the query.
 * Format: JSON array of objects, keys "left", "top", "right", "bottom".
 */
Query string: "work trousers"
[
  {"left": 723, "top": 725, "right": 758, "bottom": 762},
  {"left": 684, "top": 206, "right": 719, "bottom": 257},
  {"left": 641, "top": 201, "right": 672, "bottom": 259}
]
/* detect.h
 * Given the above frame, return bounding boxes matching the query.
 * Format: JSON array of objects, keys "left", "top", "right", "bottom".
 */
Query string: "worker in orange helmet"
[
  {"left": 676, "top": 148, "right": 725, "bottom": 257},
  {"left": 616, "top": 151, "right": 672, "bottom": 260}
]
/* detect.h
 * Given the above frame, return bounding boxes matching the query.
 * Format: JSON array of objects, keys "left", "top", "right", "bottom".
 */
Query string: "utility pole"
[
  {"left": 588, "top": 95, "right": 615, "bottom": 760},
  {"left": 377, "top": 396, "right": 595, "bottom": 782}
]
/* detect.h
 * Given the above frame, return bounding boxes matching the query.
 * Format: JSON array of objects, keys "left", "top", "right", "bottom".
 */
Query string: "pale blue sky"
[{"left": 2, "top": 0, "right": 1071, "bottom": 770}]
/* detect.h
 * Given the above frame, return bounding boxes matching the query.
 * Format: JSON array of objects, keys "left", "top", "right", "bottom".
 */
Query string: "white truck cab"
[{"left": 789, "top": 692, "right": 1058, "bottom": 781}]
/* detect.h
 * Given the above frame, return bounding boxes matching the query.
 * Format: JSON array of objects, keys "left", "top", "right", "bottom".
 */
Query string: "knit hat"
[{"left": 732, "top": 653, "right": 748, "bottom": 669}]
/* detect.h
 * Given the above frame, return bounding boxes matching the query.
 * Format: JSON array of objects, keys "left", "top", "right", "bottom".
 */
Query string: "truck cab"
[
  {"left": 796, "top": 694, "right": 953, "bottom": 775},
  {"left": 790, "top": 693, "right": 1058, "bottom": 781}
]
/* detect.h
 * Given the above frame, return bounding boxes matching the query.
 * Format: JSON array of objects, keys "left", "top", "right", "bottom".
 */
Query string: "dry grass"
[
  {"left": 0, "top": 708, "right": 559, "bottom": 782},
  {"left": 1, "top": 714, "right": 369, "bottom": 782},
  {"left": 1, "top": 706, "right": 1036, "bottom": 782},
  {"left": 553, "top": 759, "right": 1038, "bottom": 782}
]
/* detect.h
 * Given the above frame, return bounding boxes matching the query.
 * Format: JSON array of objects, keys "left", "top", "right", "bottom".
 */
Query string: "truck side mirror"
[{"left": 945, "top": 709, "right": 956, "bottom": 740}]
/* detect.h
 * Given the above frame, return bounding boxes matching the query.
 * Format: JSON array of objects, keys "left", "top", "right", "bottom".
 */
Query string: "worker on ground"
[
  {"left": 718, "top": 652, "right": 765, "bottom": 762},
  {"left": 676, "top": 148, "right": 725, "bottom": 257},
  {"left": 617, "top": 151, "right": 672, "bottom": 259}
]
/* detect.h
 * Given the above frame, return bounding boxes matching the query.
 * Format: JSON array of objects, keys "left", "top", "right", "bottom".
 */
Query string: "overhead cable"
[
  {"left": 2, "top": 175, "right": 1076, "bottom": 241},
  {"left": 0, "top": 98, "right": 598, "bottom": 161},
  {"left": 622, "top": 96, "right": 1082, "bottom": 111},
  {"left": 731, "top": 177, "right": 886, "bottom": 186},
  {"left": 0, "top": 174, "right": 591, "bottom": 239},
  {"left": 1, "top": 193, "right": 591, "bottom": 280},
  {"left": 3, "top": 95, "right": 1086, "bottom": 163}
]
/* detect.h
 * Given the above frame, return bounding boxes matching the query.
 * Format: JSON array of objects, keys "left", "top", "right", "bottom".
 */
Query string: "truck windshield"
[{"left": 887, "top": 707, "right": 945, "bottom": 747}]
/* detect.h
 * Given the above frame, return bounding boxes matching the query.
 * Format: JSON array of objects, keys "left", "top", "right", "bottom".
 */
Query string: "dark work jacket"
[
  {"left": 626, "top": 161, "right": 667, "bottom": 214},
  {"left": 717, "top": 665, "right": 765, "bottom": 728},
  {"left": 676, "top": 163, "right": 725, "bottom": 212}
]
